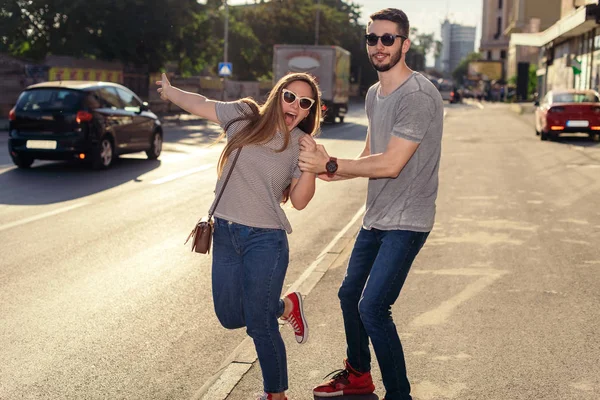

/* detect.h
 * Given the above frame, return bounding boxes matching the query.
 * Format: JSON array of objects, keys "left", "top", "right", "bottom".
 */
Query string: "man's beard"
[{"left": 369, "top": 48, "right": 403, "bottom": 72}]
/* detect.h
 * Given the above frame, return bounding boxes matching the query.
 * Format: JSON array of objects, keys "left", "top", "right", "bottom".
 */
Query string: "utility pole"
[
  {"left": 222, "top": 0, "right": 229, "bottom": 100},
  {"left": 315, "top": 0, "right": 321, "bottom": 45},
  {"left": 224, "top": 0, "right": 229, "bottom": 64}
]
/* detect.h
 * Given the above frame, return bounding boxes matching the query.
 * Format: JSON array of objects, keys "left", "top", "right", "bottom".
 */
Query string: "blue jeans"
[
  {"left": 211, "top": 218, "right": 289, "bottom": 393},
  {"left": 338, "top": 228, "right": 430, "bottom": 400}
]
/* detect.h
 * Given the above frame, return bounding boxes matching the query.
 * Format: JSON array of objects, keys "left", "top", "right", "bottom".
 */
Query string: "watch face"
[{"left": 326, "top": 160, "right": 337, "bottom": 173}]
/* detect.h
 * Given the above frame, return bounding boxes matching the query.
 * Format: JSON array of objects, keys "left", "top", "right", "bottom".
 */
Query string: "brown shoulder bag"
[{"left": 184, "top": 148, "right": 242, "bottom": 254}]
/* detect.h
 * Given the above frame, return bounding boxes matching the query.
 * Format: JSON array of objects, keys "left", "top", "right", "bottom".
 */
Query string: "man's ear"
[{"left": 403, "top": 38, "right": 411, "bottom": 54}]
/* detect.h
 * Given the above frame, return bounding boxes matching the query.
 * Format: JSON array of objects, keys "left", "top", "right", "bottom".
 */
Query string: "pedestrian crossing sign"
[{"left": 218, "top": 62, "right": 232, "bottom": 77}]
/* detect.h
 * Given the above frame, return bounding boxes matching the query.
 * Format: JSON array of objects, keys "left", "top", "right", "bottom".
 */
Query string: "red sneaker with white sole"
[
  {"left": 281, "top": 292, "right": 308, "bottom": 344},
  {"left": 313, "top": 359, "right": 375, "bottom": 397}
]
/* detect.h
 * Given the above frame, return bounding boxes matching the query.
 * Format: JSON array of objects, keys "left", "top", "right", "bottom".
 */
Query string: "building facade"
[
  {"left": 504, "top": 0, "right": 562, "bottom": 79},
  {"left": 511, "top": 0, "right": 600, "bottom": 99},
  {"left": 480, "top": 0, "right": 513, "bottom": 78},
  {"left": 439, "top": 19, "right": 477, "bottom": 76},
  {"left": 481, "top": 0, "right": 562, "bottom": 80}
]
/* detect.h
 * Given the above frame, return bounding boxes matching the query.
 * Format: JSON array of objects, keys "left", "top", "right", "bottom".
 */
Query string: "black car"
[{"left": 8, "top": 81, "right": 163, "bottom": 169}]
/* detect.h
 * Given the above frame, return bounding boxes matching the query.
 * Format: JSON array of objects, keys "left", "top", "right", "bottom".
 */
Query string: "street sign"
[{"left": 218, "top": 62, "right": 232, "bottom": 77}]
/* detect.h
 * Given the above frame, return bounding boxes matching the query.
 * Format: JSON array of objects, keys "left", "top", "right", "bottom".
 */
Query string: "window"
[
  {"left": 97, "top": 87, "right": 122, "bottom": 109},
  {"left": 496, "top": 17, "right": 502, "bottom": 38},
  {"left": 487, "top": 51, "right": 492, "bottom": 60},
  {"left": 553, "top": 92, "right": 600, "bottom": 103},
  {"left": 498, "top": 0, "right": 503, "bottom": 9},
  {"left": 500, "top": 50, "right": 507, "bottom": 59},
  {"left": 116, "top": 88, "right": 142, "bottom": 112},
  {"left": 16, "top": 89, "right": 83, "bottom": 112},
  {"left": 84, "top": 92, "right": 103, "bottom": 110}
]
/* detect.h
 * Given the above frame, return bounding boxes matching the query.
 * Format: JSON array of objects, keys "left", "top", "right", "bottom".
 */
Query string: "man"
[{"left": 298, "top": 8, "right": 444, "bottom": 400}]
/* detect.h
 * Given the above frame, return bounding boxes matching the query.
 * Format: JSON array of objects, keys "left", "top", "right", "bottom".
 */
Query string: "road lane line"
[
  {"left": 191, "top": 204, "right": 366, "bottom": 400},
  {"left": 0, "top": 202, "right": 89, "bottom": 232},
  {"left": 150, "top": 164, "right": 214, "bottom": 185},
  {"left": 410, "top": 268, "right": 508, "bottom": 327}
]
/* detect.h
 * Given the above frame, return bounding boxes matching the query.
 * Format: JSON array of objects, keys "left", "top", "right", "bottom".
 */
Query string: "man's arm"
[
  {"left": 299, "top": 134, "right": 419, "bottom": 179},
  {"left": 300, "top": 91, "right": 435, "bottom": 179},
  {"left": 338, "top": 135, "right": 419, "bottom": 178},
  {"left": 314, "top": 130, "right": 371, "bottom": 181}
]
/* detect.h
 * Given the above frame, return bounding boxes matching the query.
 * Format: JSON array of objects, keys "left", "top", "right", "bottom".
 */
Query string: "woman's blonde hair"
[{"left": 217, "top": 72, "right": 322, "bottom": 176}]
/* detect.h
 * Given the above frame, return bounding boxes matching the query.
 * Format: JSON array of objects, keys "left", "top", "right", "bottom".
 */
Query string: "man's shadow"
[{"left": 315, "top": 395, "right": 379, "bottom": 400}]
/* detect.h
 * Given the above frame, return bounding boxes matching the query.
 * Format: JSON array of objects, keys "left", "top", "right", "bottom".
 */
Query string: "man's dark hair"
[{"left": 369, "top": 8, "right": 410, "bottom": 37}]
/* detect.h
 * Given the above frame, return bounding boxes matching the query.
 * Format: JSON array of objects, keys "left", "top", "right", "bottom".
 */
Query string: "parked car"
[
  {"left": 534, "top": 89, "right": 600, "bottom": 141},
  {"left": 435, "top": 79, "right": 460, "bottom": 104},
  {"left": 8, "top": 81, "right": 163, "bottom": 169}
]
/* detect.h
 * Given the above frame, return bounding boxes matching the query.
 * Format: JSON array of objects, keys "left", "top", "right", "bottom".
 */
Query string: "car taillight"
[
  {"left": 76, "top": 111, "right": 93, "bottom": 123},
  {"left": 8, "top": 107, "right": 16, "bottom": 121},
  {"left": 321, "top": 104, "right": 327, "bottom": 111},
  {"left": 549, "top": 106, "right": 564, "bottom": 113}
]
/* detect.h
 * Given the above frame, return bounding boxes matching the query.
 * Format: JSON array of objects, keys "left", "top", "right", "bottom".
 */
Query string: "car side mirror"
[{"left": 140, "top": 102, "right": 149, "bottom": 112}]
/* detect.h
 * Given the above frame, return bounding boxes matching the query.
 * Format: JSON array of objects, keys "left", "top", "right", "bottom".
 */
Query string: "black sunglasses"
[
  {"left": 365, "top": 33, "right": 407, "bottom": 47},
  {"left": 282, "top": 89, "right": 315, "bottom": 110}
]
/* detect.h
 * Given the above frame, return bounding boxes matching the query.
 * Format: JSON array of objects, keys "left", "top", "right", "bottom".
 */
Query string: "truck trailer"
[{"left": 273, "top": 44, "right": 350, "bottom": 123}]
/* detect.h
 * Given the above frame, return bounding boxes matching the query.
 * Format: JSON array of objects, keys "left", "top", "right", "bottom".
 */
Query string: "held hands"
[
  {"left": 299, "top": 135, "right": 317, "bottom": 152},
  {"left": 299, "top": 140, "right": 330, "bottom": 175},
  {"left": 156, "top": 73, "right": 171, "bottom": 101}
]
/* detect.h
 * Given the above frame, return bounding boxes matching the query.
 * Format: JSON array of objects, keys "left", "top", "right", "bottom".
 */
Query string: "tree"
[
  {"left": 0, "top": 0, "right": 213, "bottom": 72},
  {"left": 452, "top": 52, "right": 482, "bottom": 84}
]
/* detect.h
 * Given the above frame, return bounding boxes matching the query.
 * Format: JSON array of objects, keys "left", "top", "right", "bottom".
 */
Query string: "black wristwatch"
[{"left": 326, "top": 157, "right": 338, "bottom": 177}]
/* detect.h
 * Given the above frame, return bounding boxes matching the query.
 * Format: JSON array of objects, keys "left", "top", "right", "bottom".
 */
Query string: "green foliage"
[
  {"left": 0, "top": 0, "right": 433, "bottom": 88},
  {"left": 528, "top": 63, "right": 537, "bottom": 98},
  {"left": 452, "top": 52, "right": 483, "bottom": 84}
]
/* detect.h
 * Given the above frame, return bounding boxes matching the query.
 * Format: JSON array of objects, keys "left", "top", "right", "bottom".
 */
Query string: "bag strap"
[{"left": 208, "top": 147, "right": 242, "bottom": 219}]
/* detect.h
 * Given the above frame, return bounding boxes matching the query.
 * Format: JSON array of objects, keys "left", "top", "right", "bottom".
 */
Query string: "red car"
[{"left": 534, "top": 89, "right": 600, "bottom": 141}]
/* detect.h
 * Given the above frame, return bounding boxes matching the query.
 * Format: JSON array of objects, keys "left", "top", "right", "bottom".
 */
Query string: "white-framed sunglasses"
[{"left": 282, "top": 88, "right": 315, "bottom": 110}]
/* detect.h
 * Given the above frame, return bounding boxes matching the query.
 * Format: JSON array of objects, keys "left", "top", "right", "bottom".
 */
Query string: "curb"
[{"left": 190, "top": 205, "right": 366, "bottom": 400}]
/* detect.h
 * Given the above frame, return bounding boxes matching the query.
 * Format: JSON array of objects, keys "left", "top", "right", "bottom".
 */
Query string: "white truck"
[{"left": 273, "top": 44, "right": 350, "bottom": 123}]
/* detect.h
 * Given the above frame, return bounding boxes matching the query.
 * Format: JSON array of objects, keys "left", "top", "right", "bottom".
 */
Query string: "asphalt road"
[
  {"left": 1, "top": 100, "right": 600, "bottom": 400},
  {"left": 0, "top": 102, "right": 369, "bottom": 400}
]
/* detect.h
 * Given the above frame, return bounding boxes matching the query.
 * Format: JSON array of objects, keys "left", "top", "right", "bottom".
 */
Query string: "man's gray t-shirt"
[{"left": 363, "top": 72, "right": 443, "bottom": 232}]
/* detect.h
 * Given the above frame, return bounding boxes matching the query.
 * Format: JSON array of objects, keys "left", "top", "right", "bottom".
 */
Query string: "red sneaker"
[
  {"left": 281, "top": 292, "right": 308, "bottom": 344},
  {"left": 313, "top": 359, "right": 375, "bottom": 397}
]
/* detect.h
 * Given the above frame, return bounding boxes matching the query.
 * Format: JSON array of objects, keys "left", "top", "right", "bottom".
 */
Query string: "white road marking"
[
  {"left": 0, "top": 202, "right": 89, "bottom": 232},
  {"left": 411, "top": 268, "right": 507, "bottom": 327},
  {"left": 150, "top": 164, "right": 214, "bottom": 185}
]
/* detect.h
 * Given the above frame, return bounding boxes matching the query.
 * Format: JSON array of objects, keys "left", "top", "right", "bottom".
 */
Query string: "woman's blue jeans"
[
  {"left": 211, "top": 218, "right": 289, "bottom": 393},
  {"left": 338, "top": 227, "right": 430, "bottom": 400}
]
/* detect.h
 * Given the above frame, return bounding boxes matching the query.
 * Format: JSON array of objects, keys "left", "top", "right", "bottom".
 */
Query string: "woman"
[{"left": 157, "top": 72, "right": 322, "bottom": 400}]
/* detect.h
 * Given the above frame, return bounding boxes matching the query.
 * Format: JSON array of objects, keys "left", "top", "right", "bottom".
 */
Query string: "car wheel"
[
  {"left": 91, "top": 136, "right": 114, "bottom": 170},
  {"left": 11, "top": 153, "right": 34, "bottom": 169},
  {"left": 146, "top": 131, "right": 162, "bottom": 160}
]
